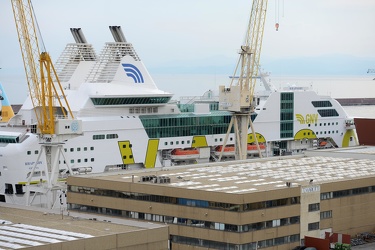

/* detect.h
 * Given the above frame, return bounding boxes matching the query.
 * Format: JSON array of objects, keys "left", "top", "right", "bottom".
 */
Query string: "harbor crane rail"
[
  {"left": 11, "top": 0, "right": 82, "bottom": 208},
  {"left": 218, "top": 0, "right": 268, "bottom": 160}
]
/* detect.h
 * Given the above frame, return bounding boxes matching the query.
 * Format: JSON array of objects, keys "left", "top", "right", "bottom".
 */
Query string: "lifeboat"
[
  {"left": 215, "top": 144, "right": 266, "bottom": 156},
  {"left": 247, "top": 144, "right": 266, "bottom": 154},
  {"left": 214, "top": 145, "right": 235, "bottom": 156},
  {"left": 170, "top": 148, "right": 200, "bottom": 160}
]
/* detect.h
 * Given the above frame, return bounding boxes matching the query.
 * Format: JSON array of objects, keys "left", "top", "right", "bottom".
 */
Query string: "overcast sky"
[{"left": 0, "top": 0, "right": 374, "bottom": 102}]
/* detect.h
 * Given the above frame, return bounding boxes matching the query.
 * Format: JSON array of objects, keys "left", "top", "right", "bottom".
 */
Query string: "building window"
[
  {"left": 320, "top": 210, "right": 332, "bottom": 219},
  {"left": 308, "top": 203, "right": 320, "bottom": 212},
  {"left": 308, "top": 222, "right": 320, "bottom": 231},
  {"left": 321, "top": 192, "right": 332, "bottom": 200}
]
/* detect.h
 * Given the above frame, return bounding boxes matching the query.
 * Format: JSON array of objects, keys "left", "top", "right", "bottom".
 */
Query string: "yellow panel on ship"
[
  {"left": 118, "top": 141, "right": 135, "bottom": 164},
  {"left": 145, "top": 139, "right": 159, "bottom": 168}
]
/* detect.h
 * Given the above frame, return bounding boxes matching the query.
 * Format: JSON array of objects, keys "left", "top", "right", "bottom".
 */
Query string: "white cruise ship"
[{"left": 0, "top": 27, "right": 357, "bottom": 205}]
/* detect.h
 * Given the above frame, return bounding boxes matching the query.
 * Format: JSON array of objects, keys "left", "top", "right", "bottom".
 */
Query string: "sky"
[{"left": 0, "top": 0, "right": 374, "bottom": 103}]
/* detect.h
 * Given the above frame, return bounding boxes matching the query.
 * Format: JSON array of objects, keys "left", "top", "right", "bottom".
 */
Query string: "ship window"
[
  {"left": 187, "top": 140, "right": 190, "bottom": 144},
  {"left": 182, "top": 141, "right": 185, "bottom": 144},
  {"left": 91, "top": 96, "right": 171, "bottom": 105},
  {"left": 35, "top": 150, "right": 38, "bottom": 154},
  {"left": 123, "top": 156, "right": 127, "bottom": 159},
  {"left": 336, "top": 122, "right": 338, "bottom": 125},
  {"left": 90, "top": 147, "right": 94, "bottom": 150},
  {"left": 123, "top": 145, "right": 127, "bottom": 148},
  {"left": 129, "top": 155, "right": 133, "bottom": 159},
  {"left": 164, "top": 142, "right": 167, "bottom": 146},
  {"left": 230, "top": 137, "right": 233, "bottom": 141},
  {"left": 78, "top": 159, "right": 81, "bottom": 163},
  {"left": 91, "top": 158, "right": 94, "bottom": 162},
  {"left": 84, "top": 159, "right": 88, "bottom": 163},
  {"left": 312, "top": 101, "right": 332, "bottom": 107},
  {"left": 318, "top": 109, "right": 339, "bottom": 117},
  {"left": 64, "top": 148, "right": 67, "bottom": 152},
  {"left": 106, "top": 134, "right": 118, "bottom": 139},
  {"left": 77, "top": 148, "right": 81, "bottom": 152},
  {"left": 176, "top": 141, "right": 179, "bottom": 145},
  {"left": 70, "top": 148, "right": 74, "bottom": 152},
  {"left": 170, "top": 142, "right": 173, "bottom": 145},
  {"left": 5, "top": 183, "right": 13, "bottom": 194},
  {"left": 71, "top": 159, "right": 74, "bottom": 163},
  {"left": 93, "top": 134, "right": 105, "bottom": 140},
  {"left": 84, "top": 147, "right": 87, "bottom": 151},
  {"left": 27, "top": 151, "right": 31, "bottom": 155}
]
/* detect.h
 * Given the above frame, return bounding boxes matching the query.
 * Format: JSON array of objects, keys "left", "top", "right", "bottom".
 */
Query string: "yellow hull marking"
[
  {"left": 294, "top": 129, "right": 317, "bottom": 140},
  {"left": 247, "top": 132, "right": 266, "bottom": 143},
  {"left": 192, "top": 136, "right": 208, "bottom": 148},
  {"left": 145, "top": 139, "right": 159, "bottom": 169},
  {"left": 118, "top": 140, "right": 135, "bottom": 164},
  {"left": 342, "top": 130, "right": 358, "bottom": 147}
]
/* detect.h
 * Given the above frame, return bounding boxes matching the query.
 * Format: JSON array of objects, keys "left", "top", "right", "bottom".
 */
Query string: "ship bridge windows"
[
  {"left": 312, "top": 101, "right": 332, "bottom": 107},
  {"left": 0, "top": 135, "right": 20, "bottom": 143},
  {"left": 91, "top": 96, "right": 171, "bottom": 106},
  {"left": 317, "top": 109, "right": 339, "bottom": 117},
  {"left": 139, "top": 112, "right": 234, "bottom": 138}
]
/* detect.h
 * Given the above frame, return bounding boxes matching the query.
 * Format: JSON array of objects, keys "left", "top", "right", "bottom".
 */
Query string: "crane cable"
[
  {"left": 274, "top": 0, "right": 284, "bottom": 31},
  {"left": 30, "top": 0, "right": 47, "bottom": 52}
]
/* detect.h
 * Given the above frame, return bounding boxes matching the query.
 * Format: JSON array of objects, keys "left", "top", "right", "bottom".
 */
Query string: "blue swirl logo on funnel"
[{"left": 122, "top": 64, "right": 144, "bottom": 83}]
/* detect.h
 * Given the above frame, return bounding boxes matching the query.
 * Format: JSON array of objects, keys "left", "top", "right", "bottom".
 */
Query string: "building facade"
[{"left": 67, "top": 154, "right": 375, "bottom": 250}]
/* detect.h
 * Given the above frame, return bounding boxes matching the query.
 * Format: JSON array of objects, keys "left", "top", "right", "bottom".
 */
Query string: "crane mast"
[
  {"left": 11, "top": 0, "right": 82, "bottom": 209},
  {"left": 219, "top": 0, "right": 268, "bottom": 160}
]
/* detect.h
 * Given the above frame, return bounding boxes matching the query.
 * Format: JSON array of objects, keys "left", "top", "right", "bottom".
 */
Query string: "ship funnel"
[
  {"left": 70, "top": 28, "right": 88, "bottom": 44},
  {"left": 109, "top": 26, "right": 127, "bottom": 43}
]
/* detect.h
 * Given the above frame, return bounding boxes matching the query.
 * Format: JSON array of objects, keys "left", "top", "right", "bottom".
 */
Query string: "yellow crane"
[
  {"left": 11, "top": 0, "right": 82, "bottom": 208},
  {"left": 218, "top": 0, "right": 268, "bottom": 160}
]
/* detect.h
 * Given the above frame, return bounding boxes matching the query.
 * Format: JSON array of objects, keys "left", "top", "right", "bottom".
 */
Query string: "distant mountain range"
[{"left": 148, "top": 54, "right": 374, "bottom": 76}]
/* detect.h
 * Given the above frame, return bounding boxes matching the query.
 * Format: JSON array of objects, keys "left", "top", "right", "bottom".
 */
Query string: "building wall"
[
  {"left": 300, "top": 184, "right": 321, "bottom": 239},
  {"left": 23, "top": 227, "right": 169, "bottom": 250},
  {"left": 67, "top": 175, "right": 375, "bottom": 249}
]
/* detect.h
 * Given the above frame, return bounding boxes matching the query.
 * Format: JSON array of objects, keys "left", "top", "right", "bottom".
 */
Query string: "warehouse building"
[
  {"left": 0, "top": 203, "right": 168, "bottom": 250},
  {"left": 67, "top": 146, "right": 375, "bottom": 250}
]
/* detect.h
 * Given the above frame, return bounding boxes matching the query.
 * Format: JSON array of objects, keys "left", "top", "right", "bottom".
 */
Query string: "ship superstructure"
[{"left": 0, "top": 27, "right": 357, "bottom": 206}]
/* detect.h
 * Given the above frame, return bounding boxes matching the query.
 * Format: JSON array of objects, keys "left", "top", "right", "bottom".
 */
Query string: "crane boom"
[
  {"left": 11, "top": 0, "right": 74, "bottom": 135},
  {"left": 218, "top": 0, "right": 268, "bottom": 160},
  {"left": 10, "top": 0, "right": 82, "bottom": 208}
]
